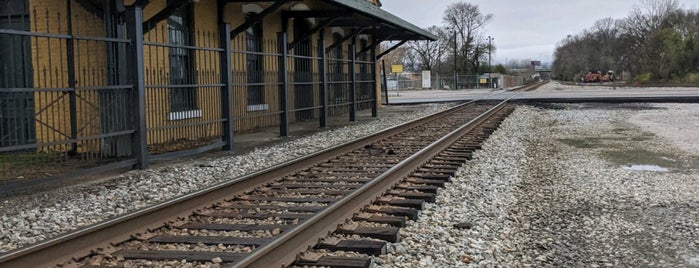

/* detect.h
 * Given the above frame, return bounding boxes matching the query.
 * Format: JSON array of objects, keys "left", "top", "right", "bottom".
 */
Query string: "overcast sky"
[{"left": 381, "top": 0, "right": 699, "bottom": 65}]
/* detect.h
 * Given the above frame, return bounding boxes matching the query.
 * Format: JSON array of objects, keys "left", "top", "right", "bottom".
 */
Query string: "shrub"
[
  {"left": 633, "top": 72, "right": 653, "bottom": 84},
  {"left": 684, "top": 73, "right": 699, "bottom": 85}
]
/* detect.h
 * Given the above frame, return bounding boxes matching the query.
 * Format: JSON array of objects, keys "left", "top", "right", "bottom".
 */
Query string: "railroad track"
[
  {"left": 0, "top": 99, "right": 516, "bottom": 268},
  {"left": 509, "top": 80, "right": 549, "bottom": 92}
]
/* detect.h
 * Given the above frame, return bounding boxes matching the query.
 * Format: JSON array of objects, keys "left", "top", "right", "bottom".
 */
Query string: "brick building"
[{"left": 0, "top": 0, "right": 434, "bottom": 178}]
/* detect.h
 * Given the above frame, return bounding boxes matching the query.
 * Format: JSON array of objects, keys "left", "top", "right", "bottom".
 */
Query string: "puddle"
[
  {"left": 604, "top": 149, "right": 678, "bottom": 169},
  {"left": 622, "top": 165, "right": 669, "bottom": 172},
  {"left": 660, "top": 156, "right": 677, "bottom": 162},
  {"left": 687, "top": 254, "right": 699, "bottom": 267}
]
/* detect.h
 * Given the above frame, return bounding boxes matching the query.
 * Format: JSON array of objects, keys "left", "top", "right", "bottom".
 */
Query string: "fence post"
[
  {"left": 381, "top": 59, "right": 389, "bottom": 105},
  {"left": 66, "top": 1, "right": 78, "bottom": 155},
  {"left": 370, "top": 44, "right": 377, "bottom": 117},
  {"left": 125, "top": 6, "right": 148, "bottom": 169},
  {"left": 219, "top": 23, "right": 234, "bottom": 150},
  {"left": 278, "top": 32, "right": 289, "bottom": 137},
  {"left": 349, "top": 44, "right": 356, "bottom": 122},
  {"left": 318, "top": 33, "right": 328, "bottom": 128}
]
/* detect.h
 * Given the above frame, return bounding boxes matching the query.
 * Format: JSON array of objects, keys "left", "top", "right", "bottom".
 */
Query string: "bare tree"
[
  {"left": 380, "top": 42, "right": 408, "bottom": 67},
  {"left": 406, "top": 26, "right": 449, "bottom": 71},
  {"left": 442, "top": 2, "right": 493, "bottom": 74}
]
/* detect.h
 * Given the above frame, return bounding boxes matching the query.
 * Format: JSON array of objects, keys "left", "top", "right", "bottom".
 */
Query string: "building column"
[
  {"left": 125, "top": 5, "right": 148, "bottom": 169},
  {"left": 318, "top": 31, "right": 328, "bottom": 128},
  {"left": 278, "top": 32, "right": 289, "bottom": 137},
  {"left": 219, "top": 23, "right": 234, "bottom": 150},
  {"left": 349, "top": 44, "right": 356, "bottom": 122}
]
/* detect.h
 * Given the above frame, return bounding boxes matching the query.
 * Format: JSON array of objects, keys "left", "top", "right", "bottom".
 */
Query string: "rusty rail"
[{"left": 0, "top": 98, "right": 498, "bottom": 267}]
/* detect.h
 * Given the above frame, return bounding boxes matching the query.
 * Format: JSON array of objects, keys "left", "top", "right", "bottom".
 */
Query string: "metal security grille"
[
  {"left": 142, "top": 5, "right": 226, "bottom": 158},
  {"left": 0, "top": 4, "right": 378, "bottom": 182},
  {"left": 0, "top": 2, "right": 136, "bottom": 180},
  {"left": 231, "top": 34, "right": 282, "bottom": 133},
  {"left": 356, "top": 40, "right": 376, "bottom": 112},
  {"left": 327, "top": 38, "right": 350, "bottom": 117},
  {"left": 0, "top": 6, "right": 34, "bottom": 148},
  {"left": 288, "top": 37, "right": 321, "bottom": 122}
]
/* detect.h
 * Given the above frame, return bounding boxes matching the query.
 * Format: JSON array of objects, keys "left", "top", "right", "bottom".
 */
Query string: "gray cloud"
[{"left": 381, "top": 0, "right": 699, "bottom": 64}]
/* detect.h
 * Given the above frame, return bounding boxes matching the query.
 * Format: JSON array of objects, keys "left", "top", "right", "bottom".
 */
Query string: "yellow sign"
[
  {"left": 391, "top": 65, "right": 403, "bottom": 73},
  {"left": 479, "top": 78, "right": 487, "bottom": 84}
]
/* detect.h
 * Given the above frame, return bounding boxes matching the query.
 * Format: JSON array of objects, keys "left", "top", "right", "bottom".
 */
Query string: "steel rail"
[
  {"left": 508, "top": 80, "right": 549, "bottom": 92},
  {"left": 0, "top": 97, "right": 496, "bottom": 267},
  {"left": 231, "top": 99, "right": 512, "bottom": 268}
]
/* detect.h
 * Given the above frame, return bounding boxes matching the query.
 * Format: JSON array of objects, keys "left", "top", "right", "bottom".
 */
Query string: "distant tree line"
[{"left": 552, "top": 0, "right": 699, "bottom": 83}]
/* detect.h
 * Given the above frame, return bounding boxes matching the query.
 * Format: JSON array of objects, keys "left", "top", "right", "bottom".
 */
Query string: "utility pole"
[
  {"left": 488, "top": 36, "right": 493, "bottom": 89},
  {"left": 453, "top": 30, "right": 457, "bottom": 89}
]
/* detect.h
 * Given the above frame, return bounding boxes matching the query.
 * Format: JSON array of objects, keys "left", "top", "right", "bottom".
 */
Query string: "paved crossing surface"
[{"left": 386, "top": 86, "right": 699, "bottom": 104}]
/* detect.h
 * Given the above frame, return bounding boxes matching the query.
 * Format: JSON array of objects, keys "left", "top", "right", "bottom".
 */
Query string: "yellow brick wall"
[
  {"left": 140, "top": 0, "right": 226, "bottom": 145},
  {"left": 226, "top": 2, "right": 284, "bottom": 131},
  {"left": 30, "top": 0, "right": 105, "bottom": 153},
  {"left": 26, "top": 0, "right": 382, "bottom": 151}
]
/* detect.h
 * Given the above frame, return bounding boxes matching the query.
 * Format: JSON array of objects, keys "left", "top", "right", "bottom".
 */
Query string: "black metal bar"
[
  {"left": 371, "top": 44, "right": 377, "bottom": 117},
  {"left": 382, "top": 59, "right": 389, "bottom": 105},
  {"left": 318, "top": 30, "right": 328, "bottom": 128},
  {"left": 142, "top": 41, "right": 225, "bottom": 52},
  {"left": 357, "top": 33, "right": 392, "bottom": 57},
  {"left": 66, "top": 1, "right": 79, "bottom": 155},
  {"left": 325, "top": 27, "right": 366, "bottom": 54},
  {"left": 287, "top": 17, "right": 339, "bottom": 52},
  {"left": 75, "top": 0, "right": 104, "bottom": 19},
  {"left": 126, "top": 6, "right": 148, "bottom": 169},
  {"left": 377, "top": 40, "right": 407, "bottom": 59},
  {"left": 220, "top": 23, "right": 234, "bottom": 151},
  {"left": 231, "top": 1, "right": 288, "bottom": 39},
  {"left": 349, "top": 44, "right": 356, "bottom": 122},
  {"left": 148, "top": 141, "right": 226, "bottom": 162},
  {"left": 278, "top": 32, "right": 289, "bottom": 137},
  {"left": 133, "top": 0, "right": 151, "bottom": 7},
  {"left": 0, "top": 129, "right": 136, "bottom": 153},
  {"left": 217, "top": 0, "right": 226, "bottom": 24},
  {"left": 143, "top": 0, "right": 189, "bottom": 34},
  {"left": 0, "top": 29, "right": 131, "bottom": 43}
]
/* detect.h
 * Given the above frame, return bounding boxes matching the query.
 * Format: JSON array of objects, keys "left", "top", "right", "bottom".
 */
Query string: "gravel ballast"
[
  {"left": 537, "top": 80, "right": 699, "bottom": 92},
  {"left": 0, "top": 104, "right": 453, "bottom": 253},
  {"left": 3, "top": 96, "right": 699, "bottom": 267},
  {"left": 375, "top": 103, "right": 699, "bottom": 267}
]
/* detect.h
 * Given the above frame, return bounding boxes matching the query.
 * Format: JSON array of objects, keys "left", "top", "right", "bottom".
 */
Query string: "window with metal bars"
[
  {"left": 245, "top": 14, "right": 264, "bottom": 107},
  {"left": 331, "top": 32, "right": 344, "bottom": 102},
  {"left": 359, "top": 38, "right": 369, "bottom": 99},
  {"left": 167, "top": 3, "right": 197, "bottom": 113},
  {"left": 0, "top": 0, "right": 35, "bottom": 147}
]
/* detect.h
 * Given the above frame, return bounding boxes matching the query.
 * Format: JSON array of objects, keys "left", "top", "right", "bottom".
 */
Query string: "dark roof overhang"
[
  {"left": 321, "top": 0, "right": 436, "bottom": 41},
  {"left": 224, "top": 0, "right": 436, "bottom": 41}
]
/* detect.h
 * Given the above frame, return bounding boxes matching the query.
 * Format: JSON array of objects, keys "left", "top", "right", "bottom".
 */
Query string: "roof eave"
[{"left": 323, "top": 0, "right": 437, "bottom": 41}]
